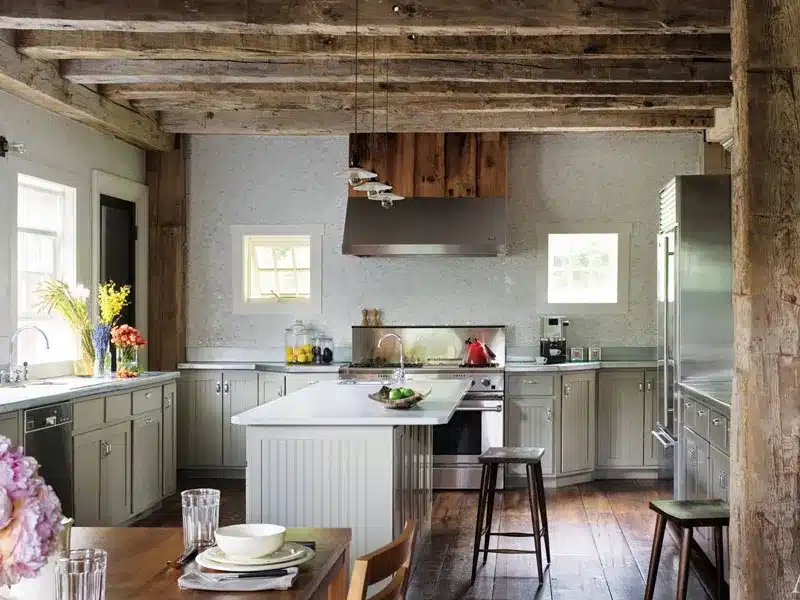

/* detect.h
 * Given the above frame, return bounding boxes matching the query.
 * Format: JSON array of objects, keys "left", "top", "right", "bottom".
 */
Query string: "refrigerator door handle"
[{"left": 651, "top": 428, "right": 677, "bottom": 448}]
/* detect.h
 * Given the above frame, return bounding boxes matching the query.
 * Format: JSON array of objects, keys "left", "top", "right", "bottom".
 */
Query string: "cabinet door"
[
  {"left": 73, "top": 430, "right": 103, "bottom": 526},
  {"left": 132, "top": 413, "right": 163, "bottom": 514},
  {"left": 643, "top": 370, "right": 662, "bottom": 466},
  {"left": 506, "top": 396, "right": 554, "bottom": 475},
  {"left": 258, "top": 373, "right": 285, "bottom": 405},
  {"left": 222, "top": 372, "right": 259, "bottom": 467},
  {"left": 710, "top": 446, "right": 729, "bottom": 501},
  {"left": 561, "top": 372, "right": 596, "bottom": 474},
  {"left": 101, "top": 422, "right": 133, "bottom": 526},
  {"left": 284, "top": 373, "right": 338, "bottom": 394},
  {"left": 597, "top": 371, "right": 645, "bottom": 468},
  {"left": 162, "top": 383, "right": 177, "bottom": 497},
  {"left": 177, "top": 371, "right": 223, "bottom": 468},
  {"left": 0, "top": 412, "right": 19, "bottom": 447}
]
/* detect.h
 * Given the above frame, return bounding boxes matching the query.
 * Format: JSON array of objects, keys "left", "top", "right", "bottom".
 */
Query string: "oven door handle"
[{"left": 456, "top": 405, "right": 503, "bottom": 413}]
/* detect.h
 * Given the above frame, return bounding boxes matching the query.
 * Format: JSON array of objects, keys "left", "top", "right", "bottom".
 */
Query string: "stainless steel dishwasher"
[{"left": 24, "top": 403, "right": 73, "bottom": 518}]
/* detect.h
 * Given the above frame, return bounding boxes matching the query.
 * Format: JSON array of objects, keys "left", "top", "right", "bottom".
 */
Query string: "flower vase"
[
  {"left": 91, "top": 325, "right": 111, "bottom": 378},
  {"left": 116, "top": 346, "right": 139, "bottom": 378}
]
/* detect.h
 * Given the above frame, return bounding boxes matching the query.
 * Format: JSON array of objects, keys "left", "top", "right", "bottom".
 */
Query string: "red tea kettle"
[{"left": 464, "top": 338, "right": 493, "bottom": 367}]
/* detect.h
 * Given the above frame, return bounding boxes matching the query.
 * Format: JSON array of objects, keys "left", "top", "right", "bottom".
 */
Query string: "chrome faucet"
[
  {"left": 2, "top": 325, "right": 50, "bottom": 384},
  {"left": 377, "top": 333, "right": 405, "bottom": 385}
]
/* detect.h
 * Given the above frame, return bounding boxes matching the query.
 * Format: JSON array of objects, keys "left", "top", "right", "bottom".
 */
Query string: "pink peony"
[{"left": 0, "top": 438, "right": 63, "bottom": 586}]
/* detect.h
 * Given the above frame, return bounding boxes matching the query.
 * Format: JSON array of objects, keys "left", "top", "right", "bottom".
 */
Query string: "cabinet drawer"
[
  {"left": 73, "top": 397, "right": 105, "bottom": 433},
  {"left": 693, "top": 402, "right": 710, "bottom": 439},
  {"left": 132, "top": 387, "right": 161, "bottom": 415},
  {"left": 709, "top": 411, "right": 728, "bottom": 451},
  {"left": 683, "top": 397, "right": 697, "bottom": 431},
  {"left": 105, "top": 393, "right": 132, "bottom": 422},
  {"left": 507, "top": 375, "right": 554, "bottom": 397}
]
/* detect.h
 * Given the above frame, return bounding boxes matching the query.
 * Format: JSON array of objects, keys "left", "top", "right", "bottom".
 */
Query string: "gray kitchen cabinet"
[
  {"left": 506, "top": 396, "right": 554, "bottom": 475},
  {"left": 0, "top": 412, "right": 20, "bottom": 447},
  {"left": 73, "top": 421, "right": 132, "bottom": 526},
  {"left": 597, "top": 371, "right": 645, "bottom": 468},
  {"left": 132, "top": 412, "right": 163, "bottom": 514},
  {"left": 643, "top": 370, "right": 661, "bottom": 466},
  {"left": 177, "top": 371, "right": 223, "bottom": 468},
  {"left": 710, "top": 446, "right": 729, "bottom": 501},
  {"left": 560, "top": 372, "right": 596, "bottom": 474},
  {"left": 162, "top": 383, "right": 177, "bottom": 496},
  {"left": 284, "top": 373, "right": 338, "bottom": 394},
  {"left": 222, "top": 371, "right": 259, "bottom": 467},
  {"left": 258, "top": 373, "right": 285, "bottom": 405},
  {"left": 684, "top": 426, "right": 711, "bottom": 544}
]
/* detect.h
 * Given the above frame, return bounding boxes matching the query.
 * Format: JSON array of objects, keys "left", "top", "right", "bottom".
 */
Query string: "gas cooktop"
[{"left": 346, "top": 360, "right": 501, "bottom": 370}]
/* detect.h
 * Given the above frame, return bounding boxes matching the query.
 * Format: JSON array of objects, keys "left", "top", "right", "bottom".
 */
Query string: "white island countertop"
[{"left": 232, "top": 379, "right": 470, "bottom": 426}]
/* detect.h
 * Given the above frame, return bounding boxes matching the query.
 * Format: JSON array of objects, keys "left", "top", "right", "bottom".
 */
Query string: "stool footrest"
[
  {"left": 480, "top": 549, "right": 541, "bottom": 555},
  {"left": 489, "top": 531, "right": 541, "bottom": 538}
]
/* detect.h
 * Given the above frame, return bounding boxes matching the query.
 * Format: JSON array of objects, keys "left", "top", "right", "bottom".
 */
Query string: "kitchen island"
[{"left": 232, "top": 379, "right": 469, "bottom": 559}]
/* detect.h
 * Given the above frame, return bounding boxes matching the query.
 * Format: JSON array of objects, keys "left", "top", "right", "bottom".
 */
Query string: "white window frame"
[
  {"left": 231, "top": 225, "right": 323, "bottom": 316},
  {"left": 538, "top": 222, "right": 631, "bottom": 315}
]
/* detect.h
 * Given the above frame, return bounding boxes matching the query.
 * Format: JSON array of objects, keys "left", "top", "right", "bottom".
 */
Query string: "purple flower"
[{"left": 0, "top": 436, "right": 63, "bottom": 585}]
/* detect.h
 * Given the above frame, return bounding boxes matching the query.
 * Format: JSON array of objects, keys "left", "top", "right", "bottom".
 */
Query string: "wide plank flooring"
[{"left": 140, "top": 477, "right": 711, "bottom": 600}]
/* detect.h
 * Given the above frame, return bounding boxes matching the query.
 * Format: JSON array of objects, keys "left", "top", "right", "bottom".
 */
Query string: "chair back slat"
[{"left": 346, "top": 520, "right": 419, "bottom": 600}]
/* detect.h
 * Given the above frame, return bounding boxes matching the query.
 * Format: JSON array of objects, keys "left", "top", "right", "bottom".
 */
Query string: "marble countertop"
[
  {"left": 177, "top": 362, "right": 343, "bottom": 374},
  {"left": 232, "top": 379, "right": 470, "bottom": 426},
  {"left": 505, "top": 360, "right": 658, "bottom": 372},
  {"left": 0, "top": 372, "right": 180, "bottom": 414}
]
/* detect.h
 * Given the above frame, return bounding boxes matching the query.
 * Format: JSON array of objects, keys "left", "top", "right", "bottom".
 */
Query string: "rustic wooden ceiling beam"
[
  {"left": 127, "top": 91, "right": 731, "bottom": 112},
  {"left": 62, "top": 57, "right": 731, "bottom": 85},
  {"left": 159, "top": 109, "right": 716, "bottom": 134},
  {"left": 0, "top": 1, "right": 730, "bottom": 34},
  {"left": 16, "top": 30, "right": 732, "bottom": 60},
  {"left": 0, "top": 37, "right": 172, "bottom": 150},
  {"left": 102, "top": 81, "right": 733, "bottom": 101}
]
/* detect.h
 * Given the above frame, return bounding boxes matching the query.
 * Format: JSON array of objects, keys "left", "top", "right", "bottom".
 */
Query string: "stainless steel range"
[{"left": 340, "top": 326, "right": 506, "bottom": 490}]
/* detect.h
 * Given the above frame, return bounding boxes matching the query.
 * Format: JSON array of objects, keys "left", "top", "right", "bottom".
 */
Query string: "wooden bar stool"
[
  {"left": 644, "top": 499, "right": 729, "bottom": 600},
  {"left": 471, "top": 447, "right": 550, "bottom": 584}
]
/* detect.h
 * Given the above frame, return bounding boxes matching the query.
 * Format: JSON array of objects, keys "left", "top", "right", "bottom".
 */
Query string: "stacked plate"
[{"left": 196, "top": 542, "right": 315, "bottom": 572}]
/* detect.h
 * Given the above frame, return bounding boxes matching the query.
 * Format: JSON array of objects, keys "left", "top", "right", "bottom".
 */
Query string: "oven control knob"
[
  {"left": 470, "top": 379, "right": 476, "bottom": 387},
  {"left": 481, "top": 378, "right": 491, "bottom": 387}
]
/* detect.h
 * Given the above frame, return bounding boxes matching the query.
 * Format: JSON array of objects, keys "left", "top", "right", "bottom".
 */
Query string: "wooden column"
[
  {"left": 146, "top": 136, "right": 187, "bottom": 371},
  {"left": 730, "top": 1, "right": 800, "bottom": 598}
]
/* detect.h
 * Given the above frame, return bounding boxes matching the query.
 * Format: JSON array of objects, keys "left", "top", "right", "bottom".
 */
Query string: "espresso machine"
[{"left": 539, "top": 316, "right": 569, "bottom": 364}]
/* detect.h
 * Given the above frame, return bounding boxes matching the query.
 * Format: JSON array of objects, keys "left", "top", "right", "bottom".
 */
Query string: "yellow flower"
[{"left": 98, "top": 281, "right": 130, "bottom": 326}]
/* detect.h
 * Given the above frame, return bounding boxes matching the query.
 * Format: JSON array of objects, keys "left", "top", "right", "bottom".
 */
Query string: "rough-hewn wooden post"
[
  {"left": 146, "top": 135, "right": 187, "bottom": 371},
  {"left": 730, "top": 1, "right": 800, "bottom": 597}
]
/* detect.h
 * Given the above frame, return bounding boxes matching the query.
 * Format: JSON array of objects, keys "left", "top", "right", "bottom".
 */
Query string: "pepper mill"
[
  {"left": 372, "top": 309, "right": 383, "bottom": 327},
  {"left": 361, "top": 309, "right": 369, "bottom": 327}
]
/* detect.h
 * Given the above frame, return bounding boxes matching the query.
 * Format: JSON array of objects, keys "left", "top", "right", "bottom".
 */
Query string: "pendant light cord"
[
  {"left": 353, "top": 0, "right": 358, "bottom": 145},
  {"left": 372, "top": 37, "right": 376, "bottom": 143},
  {"left": 385, "top": 57, "right": 389, "bottom": 148}
]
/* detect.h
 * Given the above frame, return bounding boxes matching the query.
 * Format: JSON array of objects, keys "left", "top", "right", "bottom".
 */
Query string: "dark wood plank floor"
[{"left": 138, "top": 477, "right": 711, "bottom": 600}]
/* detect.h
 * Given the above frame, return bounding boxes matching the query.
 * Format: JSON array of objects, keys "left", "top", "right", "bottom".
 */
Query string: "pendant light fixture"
[
  {"left": 354, "top": 181, "right": 392, "bottom": 193},
  {"left": 335, "top": 0, "right": 377, "bottom": 186}
]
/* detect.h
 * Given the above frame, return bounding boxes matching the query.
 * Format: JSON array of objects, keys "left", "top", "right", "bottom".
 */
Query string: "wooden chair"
[{"left": 346, "top": 520, "right": 419, "bottom": 600}]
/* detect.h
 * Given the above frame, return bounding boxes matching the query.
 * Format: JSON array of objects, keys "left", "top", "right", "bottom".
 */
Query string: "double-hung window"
[{"left": 16, "top": 173, "right": 78, "bottom": 364}]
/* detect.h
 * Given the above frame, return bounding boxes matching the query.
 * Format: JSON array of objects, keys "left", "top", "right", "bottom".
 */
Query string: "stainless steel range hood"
[{"left": 342, "top": 196, "right": 506, "bottom": 257}]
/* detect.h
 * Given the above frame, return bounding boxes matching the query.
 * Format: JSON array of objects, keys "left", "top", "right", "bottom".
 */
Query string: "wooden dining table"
[{"left": 9, "top": 527, "right": 351, "bottom": 599}]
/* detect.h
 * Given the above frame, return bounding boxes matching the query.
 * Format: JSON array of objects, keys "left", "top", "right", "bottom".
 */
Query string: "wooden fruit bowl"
[{"left": 368, "top": 386, "right": 426, "bottom": 410}]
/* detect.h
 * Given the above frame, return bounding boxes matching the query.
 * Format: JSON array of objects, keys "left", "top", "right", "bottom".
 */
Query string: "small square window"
[{"left": 232, "top": 225, "right": 323, "bottom": 315}]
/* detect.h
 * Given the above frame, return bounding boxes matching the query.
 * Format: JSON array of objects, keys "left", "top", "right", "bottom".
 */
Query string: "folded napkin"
[{"left": 178, "top": 564, "right": 299, "bottom": 592}]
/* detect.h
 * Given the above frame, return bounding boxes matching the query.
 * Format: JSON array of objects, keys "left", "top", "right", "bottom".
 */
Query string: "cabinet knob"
[
  {"left": 277, "top": 389, "right": 283, "bottom": 397},
  {"left": 697, "top": 409, "right": 706, "bottom": 417},
  {"left": 223, "top": 382, "right": 230, "bottom": 394},
  {"left": 685, "top": 402, "right": 693, "bottom": 409},
  {"left": 145, "top": 392, "right": 152, "bottom": 399},
  {"left": 646, "top": 380, "right": 653, "bottom": 391},
  {"left": 145, "top": 417, "right": 155, "bottom": 425},
  {"left": 564, "top": 385, "right": 570, "bottom": 396},
  {"left": 638, "top": 382, "right": 644, "bottom": 392},
  {"left": 712, "top": 418, "right": 722, "bottom": 426},
  {"left": 216, "top": 382, "right": 221, "bottom": 394}
]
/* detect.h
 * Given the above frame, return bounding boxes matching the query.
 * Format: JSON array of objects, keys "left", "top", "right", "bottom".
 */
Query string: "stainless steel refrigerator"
[{"left": 654, "top": 175, "right": 732, "bottom": 500}]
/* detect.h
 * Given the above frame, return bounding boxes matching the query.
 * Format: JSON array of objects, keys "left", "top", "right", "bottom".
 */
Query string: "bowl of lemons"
[{"left": 368, "top": 385, "right": 428, "bottom": 410}]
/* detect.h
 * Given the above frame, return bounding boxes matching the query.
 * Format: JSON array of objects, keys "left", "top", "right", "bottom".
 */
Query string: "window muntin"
[
  {"left": 245, "top": 235, "right": 312, "bottom": 301},
  {"left": 547, "top": 233, "right": 619, "bottom": 304}
]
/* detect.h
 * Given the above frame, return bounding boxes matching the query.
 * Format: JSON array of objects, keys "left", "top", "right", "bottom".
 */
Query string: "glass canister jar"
[
  {"left": 285, "top": 320, "right": 312, "bottom": 364},
  {"left": 318, "top": 336, "right": 334, "bottom": 364}
]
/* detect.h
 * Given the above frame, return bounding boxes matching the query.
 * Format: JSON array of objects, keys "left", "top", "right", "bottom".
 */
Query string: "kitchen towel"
[{"left": 178, "top": 564, "right": 299, "bottom": 591}]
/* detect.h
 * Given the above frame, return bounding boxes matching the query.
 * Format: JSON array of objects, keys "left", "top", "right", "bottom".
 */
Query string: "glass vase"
[
  {"left": 92, "top": 348, "right": 108, "bottom": 378},
  {"left": 116, "top": 346, "right": 139, "bottom": 378}
]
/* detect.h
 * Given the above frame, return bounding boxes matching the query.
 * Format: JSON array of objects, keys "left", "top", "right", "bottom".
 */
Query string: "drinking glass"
[
  {"left": 55, "top": 549, "right": 107, "bottom": 600},
  {"left": 182, "top": 488, "right": 221, "bottom": 550}
]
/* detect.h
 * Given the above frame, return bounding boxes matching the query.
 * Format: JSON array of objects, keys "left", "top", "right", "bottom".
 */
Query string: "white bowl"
[{"left": 215, "top": 524, "right": 286, "bottom": 559}]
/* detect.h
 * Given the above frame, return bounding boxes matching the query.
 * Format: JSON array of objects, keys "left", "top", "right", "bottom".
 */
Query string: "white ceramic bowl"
[{"left": 215, "top": 524, "right": 287, "bottom": 559}]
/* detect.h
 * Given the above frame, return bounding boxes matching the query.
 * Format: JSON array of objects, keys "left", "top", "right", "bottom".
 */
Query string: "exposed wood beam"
[
  {"left": 0, "top": 1, "right": 730, "bottom": 35},
  {"left": 127, "top": 91, "right": 731, "bottom": 112},
  {"left": 159, "top": 109, "right": 716, "bottom": 134},
  {"left": 0, "top": 37, "right": 172, "bottom": 150},
  {"left": 62, "top": 58, "right": 732, "bottom": 85},
  {"left": 102, "top": 81, "right": 734, "bottom": 101},
  {"left": 16, "top": 30, "right": 732, "bottom": 60}
]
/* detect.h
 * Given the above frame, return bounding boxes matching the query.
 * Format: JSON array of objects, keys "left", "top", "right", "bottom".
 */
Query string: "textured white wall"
[
  {"left": 0, "top": 90, "right": 145, "bottom": 355},
  {"left": 186, "top": 132, "right": 701, "bottom": 354}
]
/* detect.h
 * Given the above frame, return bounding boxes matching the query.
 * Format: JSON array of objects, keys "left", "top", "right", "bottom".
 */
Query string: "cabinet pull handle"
[
  {"left": 720, "top": 472, "right": 728, "bottom": 490},
  {"left": 697, "top": 409, "right": 706, "bottom": 417},
  {"left": 145, "top": 392, "right": 152, "bottom": 399},
  {"left": 145, "top": 417, "right": 154, "bottom": 425},
  {"left": 638, "top": 382, "right": 644, "bottom": 392},
  {"left": 564, "top": 385, "right": 570, "bottom": 396},
  {"left": 646, "top": 380, "right": 653, "bottom": 391},
  {"left": 685, "top": 402, "right": 693, "bottom": 408},
  {"left": 101, "top": 441, "right": 111, "bottom": 458},
  {"left": 216, "top": 382, "right": 221, "bottom": 394},
  {"left": 546, "top": 408, "right": 552, "bottom": 423},
  {"left": 525, "top": 380, "right": 539, "bottom": 385},
  {"left": 223, "top": 382, "right": 230, "bottom": 394},
  {"left": 277, "top": 389, "right": 283, "bottom": 397},
  {"left": 712, "top": 418, "right": 722, "bottom": 426}
]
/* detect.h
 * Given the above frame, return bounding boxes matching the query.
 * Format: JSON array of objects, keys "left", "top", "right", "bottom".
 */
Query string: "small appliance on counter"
[{"left": 539, "top": 316, "right": 569, "bottom": 364}]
